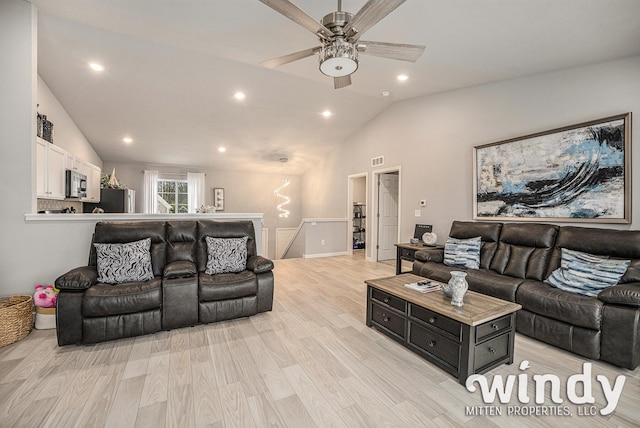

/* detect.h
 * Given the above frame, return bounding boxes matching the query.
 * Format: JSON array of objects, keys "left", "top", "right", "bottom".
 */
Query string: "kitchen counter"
[{"left": 25, "top": 212, "right": 263, "bottom": 222}]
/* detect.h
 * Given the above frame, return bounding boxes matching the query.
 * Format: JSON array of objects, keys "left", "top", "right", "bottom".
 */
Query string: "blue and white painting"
[{"left": 475, "top": 115, "right": 629, "bottom": 222}]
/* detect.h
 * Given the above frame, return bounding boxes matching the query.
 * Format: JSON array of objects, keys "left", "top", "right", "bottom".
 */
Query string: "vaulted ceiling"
[{"left": 34, "top": 0, "right": 640, "bottom": 174}]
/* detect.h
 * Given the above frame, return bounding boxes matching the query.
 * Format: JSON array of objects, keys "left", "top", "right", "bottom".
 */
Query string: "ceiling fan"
[{"left": 259, "top": 0, "right": 425, "bottom": 89}]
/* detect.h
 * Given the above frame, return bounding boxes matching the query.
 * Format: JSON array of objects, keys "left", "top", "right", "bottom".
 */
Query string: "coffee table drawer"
[
  {"left": 410, "top": 304, "right": 461, "bottom": 338},
  {"left": 476, "top": 314, "right": 512, "bottom": 343},
  {"left": 474, "top": 332, "right": 509, "bottom": 370},
  {"left": 371, "top": 303, "right": 406, "bottom": 338},
  {"left": 409, "top": 323, "right": 460, "bottom": 369},
  {"left": 371, "top": 288, "right": 407, "bottom": 312}
]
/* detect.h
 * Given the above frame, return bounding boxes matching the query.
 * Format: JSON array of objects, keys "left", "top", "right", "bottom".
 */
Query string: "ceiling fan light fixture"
[{"left": 319, "top": 40, "right": 358, "bottom": 77}]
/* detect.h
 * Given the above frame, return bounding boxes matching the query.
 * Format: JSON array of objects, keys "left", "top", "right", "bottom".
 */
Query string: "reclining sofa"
[
  {"left": 55, "top": 220, "right": 274, "bottom": 346},
  {"left": 412, "top": 221, "right": 640, "bottom": 370}
]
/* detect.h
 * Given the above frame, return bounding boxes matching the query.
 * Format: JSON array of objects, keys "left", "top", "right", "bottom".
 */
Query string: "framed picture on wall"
[
  {"left": 473, "top": 113, "right": 631, "bottom": 223},
  {"left": 213, "top": 188, "right": 224, "bottom": 211}
]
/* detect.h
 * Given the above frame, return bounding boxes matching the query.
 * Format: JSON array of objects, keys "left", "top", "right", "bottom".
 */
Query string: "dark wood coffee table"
[{"left": 365, "top": 273, "right": 522, "bottom": 384}]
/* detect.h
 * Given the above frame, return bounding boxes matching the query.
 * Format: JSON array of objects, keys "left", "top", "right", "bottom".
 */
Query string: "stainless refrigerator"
[{"left": 83, "top": 188, "right": 136, "bottom": 213}]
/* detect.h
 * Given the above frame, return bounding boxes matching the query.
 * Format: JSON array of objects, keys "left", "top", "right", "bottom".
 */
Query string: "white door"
[{"left": 377, "top": 173, "right": 399, "bottom": 261}]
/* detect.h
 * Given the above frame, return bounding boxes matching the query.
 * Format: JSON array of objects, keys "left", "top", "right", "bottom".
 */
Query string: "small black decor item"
[
  {"left": 42, "top": 118, "right": 54, "bottom": 143},
  {"left": 36, "top": 105, "right": 44, "bottom": 138}
]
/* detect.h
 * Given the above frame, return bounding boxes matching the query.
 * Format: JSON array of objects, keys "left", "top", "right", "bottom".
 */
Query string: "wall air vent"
[{"left": 371, "top": 156, "right": 384, "bottom": 167}]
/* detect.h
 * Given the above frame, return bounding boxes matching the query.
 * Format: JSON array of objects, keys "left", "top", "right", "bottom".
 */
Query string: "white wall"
[
  {"left": 2, "top": 2, "right": 638, "bottom": 297},
  {"left": 0, "top": 1, "right": 60, "bottom": 296},
  {"left": 0, "top": 2, "right": 105, "bottom": 296},
  {"left": 303, "top": 56, "right": 640, "bottom": 261},
  {"left": 102, "top": 161, "right": 301, "bottom": 259},
  {"left": 353, "top": 176, "right": 366, "bottom": 205},
  {"left": 37, "top": 76, "right": 102, "bottom": 167}
]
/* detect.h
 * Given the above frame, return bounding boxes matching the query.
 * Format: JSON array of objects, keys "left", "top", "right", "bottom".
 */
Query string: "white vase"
[{"left": 449, "top": 271, "right": 468, "bottom": 307}]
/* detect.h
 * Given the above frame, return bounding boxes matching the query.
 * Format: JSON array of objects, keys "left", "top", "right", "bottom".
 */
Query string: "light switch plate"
[{"left": 415, "top": 209, "right": 421, "bottom": 217}]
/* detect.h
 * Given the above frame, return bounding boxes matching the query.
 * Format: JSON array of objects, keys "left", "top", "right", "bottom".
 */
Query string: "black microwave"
[{"left": 66, "top": 169, "right": 87, "bottom": 198}]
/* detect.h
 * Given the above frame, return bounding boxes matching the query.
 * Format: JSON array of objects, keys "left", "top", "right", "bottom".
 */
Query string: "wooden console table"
[
  {"left": 394, "top": 243, "right": 440, "bottom": 274},
  {"left": 365, "top": 274, "right": 521, "bottom": 384}
]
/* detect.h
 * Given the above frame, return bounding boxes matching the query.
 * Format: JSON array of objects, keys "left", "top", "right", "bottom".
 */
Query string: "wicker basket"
[{"left": 0, "top": 295, "right": 33, "bottom": 347}]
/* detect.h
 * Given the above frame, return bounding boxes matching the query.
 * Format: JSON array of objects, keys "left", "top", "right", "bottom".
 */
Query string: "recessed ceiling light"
[
  {"left": 89, "top": 62, "right": 105, "bottom": 72},
  {"left": 122, "top": 137, "right": 133, "bottom": 143},
  {"left": 234, "top": 92, "right": 246, "bottom": 101},
  {"left": 397, "top": 74, "right": 409, "bottom": 81},
  {"left": 322, "top": 110, "right": 332, "bottom": 118},
  {"left": 218, "top": 147, "right": 226, "bottom": 153}
]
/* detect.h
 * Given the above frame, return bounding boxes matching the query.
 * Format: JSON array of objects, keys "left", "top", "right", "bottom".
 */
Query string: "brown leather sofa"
[
  {"left": 55, "top": 220, "right": 274, "bottom": 345},
  {"left": 413, "top": 221, "right": 640, "bottom": 370}
]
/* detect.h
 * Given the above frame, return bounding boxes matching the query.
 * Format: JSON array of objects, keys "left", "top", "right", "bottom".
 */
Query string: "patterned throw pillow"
[
  {"left": 205, "top": 236, "right": 248, "bottom": 275},
  {"left": 546, "top": 248, "right": 630, "bottom": 297},
  {"left": 443, "top": 236, "right": 481, "bottom": 269},
  {"left": 94, "top": 238, "right": 154, "bottom": 284}
]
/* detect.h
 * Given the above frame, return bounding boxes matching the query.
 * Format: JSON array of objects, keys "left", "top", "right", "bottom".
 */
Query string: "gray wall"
[
  {"left": 102, "top": 161, "right": 301, "bottom": 259},
  {"left": 304, "top": 220, "right": 348, "bottom": 257},
  {"left": 303, "top": 56, "right": 640, "bottom": 261},
  {"left": 281, "top": 220, "right": 349, "bottom": 258}
]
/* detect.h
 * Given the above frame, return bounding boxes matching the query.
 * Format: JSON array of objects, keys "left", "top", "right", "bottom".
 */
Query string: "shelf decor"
[
  {"left": 213, "top": 188, "right": 225, "bottom": 211},
  {"left": 473, "top": 113, "right": 631, "bottom": 223}
]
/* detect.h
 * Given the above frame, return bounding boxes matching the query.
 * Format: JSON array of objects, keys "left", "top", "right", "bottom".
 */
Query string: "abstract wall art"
[{"left": 473, "top": 113, "right": 631, "bottom": 223}]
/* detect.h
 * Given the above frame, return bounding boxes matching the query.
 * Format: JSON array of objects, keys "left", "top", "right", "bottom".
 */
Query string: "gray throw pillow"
[
  {"left": 205, "top": 236, "right": 248, "bottom": 275},
  {"left": 546, "top": 248, "right": 630, "bottom": 297},
  {"left": 443, "top": 236, "right": 481, "bottom": 270},
  {"left": 94, "top": 238, "right": 154, "bottom": 284}
]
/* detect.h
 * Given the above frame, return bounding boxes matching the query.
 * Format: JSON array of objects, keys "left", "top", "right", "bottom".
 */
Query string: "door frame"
[
  {"left": 370, "top": 166, "right": 402, "bottom": 262},
  {"left": 347, "top": 172, "right": 368, "bottom": 256}
]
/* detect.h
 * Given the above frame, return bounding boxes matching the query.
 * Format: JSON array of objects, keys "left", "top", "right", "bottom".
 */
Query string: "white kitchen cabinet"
[
  {"left": 36, "top": 138, "right": 66, "bottom": 200},
  {"left": 65, "top": 154, "right": 81, "bottom": 172},
  {"left": 82, "top": 163, "right": 102, "bottom": 202}
]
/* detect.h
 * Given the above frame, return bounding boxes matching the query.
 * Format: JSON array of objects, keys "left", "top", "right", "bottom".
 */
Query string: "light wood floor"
[{"left": 1, "top": 254, "right": 638, "bottom": 427}]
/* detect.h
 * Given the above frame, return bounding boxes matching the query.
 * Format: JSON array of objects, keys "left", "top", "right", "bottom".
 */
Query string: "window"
[{"left": 157, "top": 179, "right": 188, "bottom": 213}]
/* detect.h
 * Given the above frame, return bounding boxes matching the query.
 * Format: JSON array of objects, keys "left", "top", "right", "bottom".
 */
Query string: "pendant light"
[{"left": 274, "top": 157, "right": 290, "bottom": 218}]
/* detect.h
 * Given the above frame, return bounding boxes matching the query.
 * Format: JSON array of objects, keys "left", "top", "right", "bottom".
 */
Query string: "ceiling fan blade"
[
  {"left": 259, "top": 0, "right": 334, "bottom": 40},
  {"left": 261, "top": 47, "right": 321, "bottom": 69},
  {"left": 334, "top": 75, "right": 351, "bottom": 89},
  {"left": 344, "top": 0, "right": 406, "bottom": 41},
  {"left": 358, "top": 41, "right": 425, "bottom": 62}
]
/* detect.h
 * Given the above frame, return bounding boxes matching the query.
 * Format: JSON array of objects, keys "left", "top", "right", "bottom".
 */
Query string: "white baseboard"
[{"left": 303, "top": 251, "right": 350, "bottom": 259}]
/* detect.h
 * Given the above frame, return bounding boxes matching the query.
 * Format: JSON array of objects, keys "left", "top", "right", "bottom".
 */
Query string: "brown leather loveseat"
[
  {"left": 55, "top": 219, "right": 274, "bottom": 345},
  {"left": 413, "top": 220, "right": 640, "bottom": 370}
]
